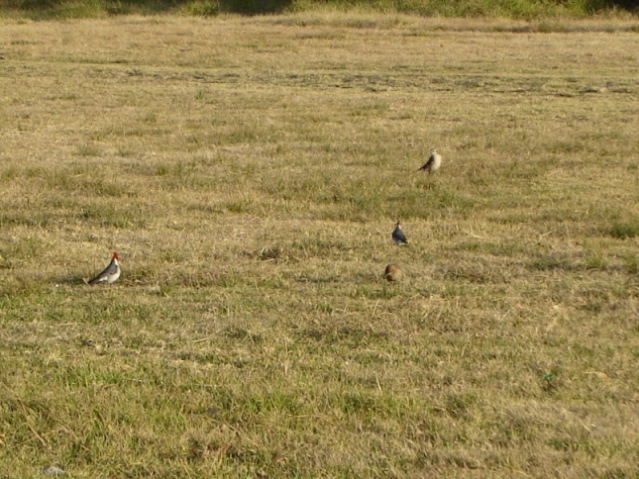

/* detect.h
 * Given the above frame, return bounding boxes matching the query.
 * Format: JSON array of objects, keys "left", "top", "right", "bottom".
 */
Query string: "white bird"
[
  {"left": 88, "top": 252, "right": 120, "bottom": 285},
  {"left": 418, "top": 148, "right": 442, "bottom": 174},
  {"left": 392, "top": 220, "right": 408, "bottom": 245}
]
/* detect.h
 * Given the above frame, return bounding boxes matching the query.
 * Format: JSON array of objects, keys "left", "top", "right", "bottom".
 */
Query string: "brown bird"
[
  {"left": 418, "top": 148, "right": 442, "bottom": 174},
  {"left": 384, "top": 263, "right": 403, "bottom": 282}
]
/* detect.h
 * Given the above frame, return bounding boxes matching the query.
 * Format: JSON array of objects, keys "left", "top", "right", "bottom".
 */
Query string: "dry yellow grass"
[{"left": 1, "top": 13, "right": 639, "bottom": 478}]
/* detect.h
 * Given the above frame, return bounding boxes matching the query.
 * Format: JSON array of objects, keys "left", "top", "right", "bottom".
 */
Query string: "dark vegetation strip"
[{"left": 1, "top": 0, "right": 637, "bottom": 19}]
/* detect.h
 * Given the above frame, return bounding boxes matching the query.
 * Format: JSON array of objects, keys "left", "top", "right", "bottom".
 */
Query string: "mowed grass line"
[{"left": 1, "top": 14, "right": 639, "bottom": 478}]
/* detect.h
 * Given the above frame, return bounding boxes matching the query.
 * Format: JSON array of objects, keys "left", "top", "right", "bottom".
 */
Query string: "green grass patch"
[{"left": 609, "top": 220, "right": 639, "bottom": 239}]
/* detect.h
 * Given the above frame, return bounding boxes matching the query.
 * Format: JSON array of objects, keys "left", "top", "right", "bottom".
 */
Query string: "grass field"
[{"left": 1, "top": 12, "right": 639, "bottom": 478}]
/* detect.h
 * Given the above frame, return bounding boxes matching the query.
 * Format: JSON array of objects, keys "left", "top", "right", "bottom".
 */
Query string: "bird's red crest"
[{"left": 113, "top": 252, "right": 119, "bottom": 260}]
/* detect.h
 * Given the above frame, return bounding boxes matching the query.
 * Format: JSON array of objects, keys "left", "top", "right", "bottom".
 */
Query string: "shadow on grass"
[{"left": 51, "top": 275, "right": 91, "bottom": 286}]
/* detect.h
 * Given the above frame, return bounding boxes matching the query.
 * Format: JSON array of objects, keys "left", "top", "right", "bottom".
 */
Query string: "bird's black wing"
[
  {"left": 392, "top": 227, "right": 408, "bottom": 244},
  {"left": 418, "top": 156, "right": 434, "bottom": 171},
  {"left": 88, "top": 259, "right": 117, "bottom": 284}
]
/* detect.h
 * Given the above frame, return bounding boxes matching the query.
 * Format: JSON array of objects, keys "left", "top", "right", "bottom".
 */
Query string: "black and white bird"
[
  {"left": 392, "top": 220, "right": 408, "bottom": 245},
  {"left": 88, "top": 252, "right": 121, "bottom": 285},
  {"left": 418, "top": 148, "right": 442, "bottom": 174}
]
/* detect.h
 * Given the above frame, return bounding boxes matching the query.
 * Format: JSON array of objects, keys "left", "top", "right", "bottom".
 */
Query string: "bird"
[
  {"left": 392, "top": 220, "right": 408, "bottom": 245},
  {"left": 384, "top": 264, "right": 403, "bottom": 282},
  {"left": 418, "top": 148, "right": 442, "bottom": 174},
  {"left": 88, "top": 252, "right": 121, "bottom": 285}
]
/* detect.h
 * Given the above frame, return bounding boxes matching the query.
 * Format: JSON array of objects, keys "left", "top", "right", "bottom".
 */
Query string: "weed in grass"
[
  {"left": 0, "top": 211, "right": 52, "bottom": 228},
  {"left": 530, "top": 254, "right": 573, "bottom": 271},
  {"left": 584, "top": 251, "right": 608, "bottom": 270},
  {"left": 183, "top": 1, "right": 221, "bottom": 16},
  {"left": 622, "top": 253, "right": 639, "bottom": 274},
  {"left": 609, "top": 220, "right": 639, "bottom": 239},
  {"left": 116, "top": 145, "right": 136, "bottom": 157},
  {"left": 79, "top": 204, "right": 142, "bottom": 228},
  {"left": 75, "top": 142, "right": 102, "bottom": 157}
]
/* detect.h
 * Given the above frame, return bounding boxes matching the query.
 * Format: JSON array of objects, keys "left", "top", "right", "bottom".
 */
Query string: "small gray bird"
[
  {"left": 418, "top": 148, "right": 442, "bottom": 174},
  {"left": 88, "top": 252, "right": 121, "bottom": 285},
  {"left": 392, "top": 220, "right": 408, "bottom": 245}
]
